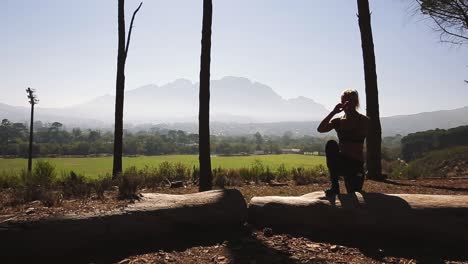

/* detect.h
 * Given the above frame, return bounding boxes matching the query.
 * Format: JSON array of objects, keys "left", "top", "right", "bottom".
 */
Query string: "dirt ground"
[{"left": 1, "top": 178, "right": 468, "bottom": 263}]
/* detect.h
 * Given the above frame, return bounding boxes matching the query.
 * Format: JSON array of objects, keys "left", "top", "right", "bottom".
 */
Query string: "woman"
[{"left": 317, "top": 89, "right": 369, "bottom": 197}]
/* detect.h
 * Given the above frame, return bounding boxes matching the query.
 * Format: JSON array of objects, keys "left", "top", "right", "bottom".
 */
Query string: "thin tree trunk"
[
  {"left": 357, "top": 0, "right": 383, "bottom": 181},
  {"left": 198, "top": 0, "right": 213, "bottom": 191},
  {"left": 113, "top": 0, "right": 127, "bottom": 178},
  {"left": 112, "top": 1, "right": 141, "bottom": 179},
  {"left": 28, "top": 103, "right": 34, "bottom": 173}
]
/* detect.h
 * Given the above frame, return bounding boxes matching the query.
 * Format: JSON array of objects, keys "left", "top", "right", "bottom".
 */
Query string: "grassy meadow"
[{"left": 0, "top": 154, "right": 325, "bottom": 179}]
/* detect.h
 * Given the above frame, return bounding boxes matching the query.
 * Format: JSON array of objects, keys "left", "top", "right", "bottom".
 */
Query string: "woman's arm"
[{"left": 317, "top": 104, "right": 342, "bottom": 133}]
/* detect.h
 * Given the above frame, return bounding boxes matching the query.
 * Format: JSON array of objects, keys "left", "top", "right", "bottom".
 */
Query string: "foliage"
[
  {"left": 292, "top": 165, "right": 328, "bottom": 185},
  {"left": 401, "top": 125, "right": 468, "bottom": 161},
  {"left": 19, "top": 161, "right": 58, "bottom": 205},
  {"left": 416, "top": 0, "right": 468, "bottom": 44},
  {"left": 118, "top": 166, "right": 143, "bottom": 199},
  {"left": 0, "top": 119, "right": 337, "bottom": 157},
  {"left": 61, "top": 171, "right": 92, "bottom": 198}
]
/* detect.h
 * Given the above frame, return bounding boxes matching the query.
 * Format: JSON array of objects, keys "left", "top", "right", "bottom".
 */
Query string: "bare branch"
[
  {"left": 125, "top": 2, "right": 143, "bottom": 57},
  {"left": 430, "top": 14, "right": 468, "bottom": 41}
]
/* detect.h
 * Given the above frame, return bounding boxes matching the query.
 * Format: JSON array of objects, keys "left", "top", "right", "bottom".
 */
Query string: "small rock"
[
  {"left": 25, "top": 208, "right": 36, "bottom": 214},
  {"left": 263, "top": 227, "right": 273, "bottom": 237},
  {"left": 330, "top": 245, "right": 339, "bottom": 252},
  {"left": 306, "top": 243, "right": 321, "bottom": 250}
]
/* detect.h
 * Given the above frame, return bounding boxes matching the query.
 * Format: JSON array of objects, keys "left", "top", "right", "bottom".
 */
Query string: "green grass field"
[{"left": 0, "top": 154, "right": 325, "bottom": 179}]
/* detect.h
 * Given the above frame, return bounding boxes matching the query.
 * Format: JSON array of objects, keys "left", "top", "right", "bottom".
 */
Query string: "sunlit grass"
[{"left": 0, "top": 154, "right": 325, "bottom": 179}]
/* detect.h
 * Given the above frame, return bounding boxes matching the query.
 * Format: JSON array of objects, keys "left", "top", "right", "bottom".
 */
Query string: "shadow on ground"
[
  {"left": 383, "top": 179, "right": 468, "bottom": 193},
  {"left": 4, "top": 224, "right": 468, "bottom": 264}
]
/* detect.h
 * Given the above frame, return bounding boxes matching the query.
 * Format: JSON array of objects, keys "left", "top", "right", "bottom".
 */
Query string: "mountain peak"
[{"left": 171, "top": 78, "right": 193, "bottom": 86}]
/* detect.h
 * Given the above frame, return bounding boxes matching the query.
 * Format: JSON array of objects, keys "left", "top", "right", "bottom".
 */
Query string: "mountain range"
[{"left": 1, "top": 76, "right": 468, "bottom": 136}]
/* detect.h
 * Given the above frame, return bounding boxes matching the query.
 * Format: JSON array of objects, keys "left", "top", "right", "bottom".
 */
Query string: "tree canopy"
[{"left": 416, "top": 0, "right": 468, "bottom": 44}]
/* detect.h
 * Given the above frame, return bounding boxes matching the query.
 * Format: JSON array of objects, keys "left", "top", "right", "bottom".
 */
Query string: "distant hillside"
[
  {"left": 381, "top": 106, "right": 468, "bottom": 136},
  {"left": 0, "top": 103, "right": 106, "bottom": 129},
  {"left": 62, "top": 77, "right": 329, "bottom": 123},
  {"left": 1, "top": 76, "right": 468, "bottom": 136}
]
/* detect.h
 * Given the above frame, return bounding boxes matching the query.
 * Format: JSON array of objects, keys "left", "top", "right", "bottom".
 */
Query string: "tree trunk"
[
  {"left": 113, "top": 0, "right": 127, "bottom": 178},
  {"left": 357, "top": 0, "right": 383, "bottom": 181},
  {"left": 248, "top": 191, "right": 468, "bottom": 243},
  {"left": 1, "top": 190, "right": 247, "bottom": 258},
  {"left": 27, "top": 103, "right": 34, "bottom": 173},
  {"left": 198, "top": 0, "right": 213, "bottom": 191}
]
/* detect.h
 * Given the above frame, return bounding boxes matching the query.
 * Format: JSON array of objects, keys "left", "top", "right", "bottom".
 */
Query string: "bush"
[
  {"left": 0, "top": 171, "right": 22, "bottom": 189},
  {"left": 249, "top": 160, "right": 265, "bottom": 183},
  {"left": 213, "top": 168, "right": 245, "bottom": 187},
  {"left": 29, "top": 160, "right": 56, "bottom": 188},
  {"left": 19, "top": 161, "right": 59, "bottom": 205},
  {"left": 173, "top": 162, "right": 189, "bottom": 181},
  {"left": 191, "top": 166, "right": 200, "bottom": 184},
  {"left": 61, "top": 171, "right": 92, "bottom": 198},
  {"left": 139, "top": 165, "right": 164, "bottom": 187},
  {"left": 292, "top": 165, "right": 328, "bottom": 185},
  {"left": 158, "top": 161, "right": 175, "bottom": 180},
  {"left": 118, "top": 166, "right": 142, "bottom": 199},
  {"left": 92, "top": 175, "right": 113, "bottom": 199},
  {"left": 276, "top": 163, "right": 289, "bottom": 182},
  {"left": 238, "top": 167, "right": 251, "bottom": 183},
  {"left": 213, "top": 167, "right": 226, "bottom": 188},
  {"left": 259, "top": 166, "right": 275, "bottom": 183}
]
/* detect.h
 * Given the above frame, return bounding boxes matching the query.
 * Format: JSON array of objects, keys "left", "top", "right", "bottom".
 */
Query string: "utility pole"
[{"left": 26, "top": 88, "right": 38, "bottom": 174}]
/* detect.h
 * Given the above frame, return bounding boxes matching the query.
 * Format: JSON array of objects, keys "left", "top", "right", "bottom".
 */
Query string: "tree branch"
[
  {"left": 125, "top": 2, "right": 143, "bottom": 57},
  {"left": 430, "top": 14, "right": 468, "bottom": 42}
]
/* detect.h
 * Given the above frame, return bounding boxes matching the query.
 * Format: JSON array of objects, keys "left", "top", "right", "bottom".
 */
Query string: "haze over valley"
[{"left": 2, "top": 76, "right": 468, "bottom": 137}]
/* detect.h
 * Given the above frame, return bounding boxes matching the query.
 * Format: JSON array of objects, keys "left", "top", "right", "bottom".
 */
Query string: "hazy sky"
[{"left": 1, "top": 0, "right": 467, "bottom": 117}]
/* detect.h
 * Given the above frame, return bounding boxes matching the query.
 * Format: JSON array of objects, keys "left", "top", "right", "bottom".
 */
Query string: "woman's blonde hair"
[{"left": 341, "top": 89, "right": 360, "bottom": 109}]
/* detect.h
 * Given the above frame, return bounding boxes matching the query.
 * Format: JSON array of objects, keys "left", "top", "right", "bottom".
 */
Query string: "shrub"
[
  {"left": 259, "top": 166, "right": 275, "bottom": 183},
  {"left": 292, "top": 165, "right": 328, "bottom": 185},
  {"left": 213, "top": 167, "right": 226, "bottom": 188},
  {"left": 249, "top": 160, "right": 265, "bottom": 183},
  {"left": 173, "top": 162, "right": 189, "bottom": 181},
  {"left": 0, "top": 171, "right": 22, "bottom": 189},
  {"left": 92, "top": 174, "right": 113, "bottom": 199},
  {"left": 118, "top": 166, "right": 142, "bottom": 199},
  {"left": 238, "top": 167, "right": 251, "bottom": 183},
  {"left": 19, "top": 161, "right": 58, "bottom": 205},
  {"left": 61, "top": 171, "right": 92, "bottom": 198},
  {"left": 158, "top": 161, "right": 175, "bottom": 180},
  {"left": 140, "top": 165, "right": 164, "bottom": 187},
  {"left": 30, "top": 160, "right": 56, "bottom": 188},
  {"left": 276, "top": 163, "right": 289, "bottom": 182},
  {"left": 213, "top": 168, "right": 244, "bottom": 187},
  {"left": 191, "top": 166, "right": 200, "bottom": 184}
]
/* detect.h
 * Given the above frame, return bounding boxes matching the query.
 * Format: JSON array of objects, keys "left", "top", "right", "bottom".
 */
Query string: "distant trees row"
[
  {"left": 401, "top": 125, "right": 468, "bottom": 161},
  {"left": 0, "top": 119, "right": 333, "bottom": 157}
]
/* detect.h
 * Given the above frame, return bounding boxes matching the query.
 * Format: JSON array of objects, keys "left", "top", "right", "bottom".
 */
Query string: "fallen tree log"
[
  {"left": 249, "top": 191, "right": 468, "bottom": 242},
  {"left": 0, "top": 189, "right": 247, "bottom": 257}
]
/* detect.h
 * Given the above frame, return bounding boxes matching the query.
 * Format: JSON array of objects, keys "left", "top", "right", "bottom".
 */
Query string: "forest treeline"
[
  {"left": 401, "top": 125, "right": 468, "bottom": 161},
  {"left": 4, "top": 119, "right": 468, "bottom": 163},
  {"left": 0, "top": 119, "right": 332, "bottom": 157}
]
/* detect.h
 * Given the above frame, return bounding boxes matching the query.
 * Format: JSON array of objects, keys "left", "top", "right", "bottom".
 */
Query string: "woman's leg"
[
  {"left": 325, "top": 140, "right": 341, "bottom": 195},
  {"left": 343, "top": 159, "right": 365, "bottom": 193}
]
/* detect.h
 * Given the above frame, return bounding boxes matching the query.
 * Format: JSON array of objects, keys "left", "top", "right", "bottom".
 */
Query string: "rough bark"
[
  {"left": 249, "top": 191, "right": 468, "bottom": 242},
  {"left": 199, "top": 0, "right": 213, "bottom": 191},
  {"left": 0, "top": 189, "right": 247, "bottom": 257},
  {"left": 357, "top": 0, "right": 383, "bottom": 181}
]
